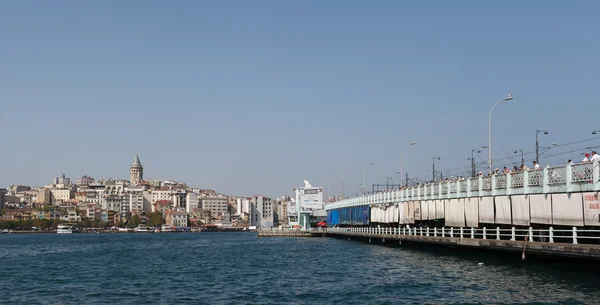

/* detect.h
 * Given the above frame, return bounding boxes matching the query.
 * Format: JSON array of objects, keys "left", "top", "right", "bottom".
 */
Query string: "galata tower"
[{"left": 130, "top": 154, "right": 143, "bottom": 186}]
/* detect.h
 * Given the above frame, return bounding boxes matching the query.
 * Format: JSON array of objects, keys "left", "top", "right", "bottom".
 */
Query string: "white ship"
[
  {"left": 56, "top": 225, "right": 74, "bottom": 234},
  {"left": 134, "top": 225, "right": 149, "bottom": 233}
]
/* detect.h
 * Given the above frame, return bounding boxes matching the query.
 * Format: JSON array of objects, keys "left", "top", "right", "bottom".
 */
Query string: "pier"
[{"left": 321, "top": 160, "right": 600, "bottom": 259}]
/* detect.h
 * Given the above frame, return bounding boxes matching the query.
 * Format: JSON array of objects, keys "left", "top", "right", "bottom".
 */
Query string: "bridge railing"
[
  {"left": 325, "top": 161, "right": 600, "bottom": 210},
  {"left": 327, "top": 226, "right": 600, "bottom": 245}
]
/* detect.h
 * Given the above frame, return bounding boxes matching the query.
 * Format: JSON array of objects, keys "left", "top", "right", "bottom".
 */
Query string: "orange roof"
[{"left": 155, "top": 200, "right": 172, "bottom": 206}]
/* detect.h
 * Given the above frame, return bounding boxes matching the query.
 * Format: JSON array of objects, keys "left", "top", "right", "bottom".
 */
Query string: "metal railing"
[
  {"left": 326, "top": 161, "right": 600, "bottom": 211},
  {"left": 327, "top": 226, "right": 600, "bottom": 245}
]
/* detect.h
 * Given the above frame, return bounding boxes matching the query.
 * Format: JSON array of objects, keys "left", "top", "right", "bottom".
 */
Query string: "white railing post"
[
  {"left": 529, "top": 227, "right": 534, "bottom": 242},
  {"left": 471, "top": 227, "right": 474, "bottom": 239},
  {"left": 402, "top": 227, "right": 405, "bottom": 235},
  {"left": 543, "top": 165, "right": 550, "bottom": 194},
  {"left": 511, "top": 227, "right": 516, "bottom": 241},
  {"left": 573, "top": 227, "right": 578, "bottom": 244},
  {"left": 496, "top": 227, "right": 500, "bottom": 240},
  {"left": 450, "top": 227, "right": 454, "bottom": 238},
  {"left": 420, "top": 227, "right": 423, "bottom": 236},
  {"left": 549, "top": 227, "right": 554, "bottom": 243},
  {"left": 483, "top": 227, "right": 487, "bottom": 239},
  {"left": 442, "top": 227, "right": 445, "bottom": 237},
  {"left": 426, "top": 227, "right": 430, "bottom": 237},
  {"left": 460, "top": 227, "right": 463, "bottom": 239},
  {"left": 594, "top": 160, "right": 600, "bottom": 191},
  {"left": 434, "top": 227, "right": 437, "bottom": 237}
]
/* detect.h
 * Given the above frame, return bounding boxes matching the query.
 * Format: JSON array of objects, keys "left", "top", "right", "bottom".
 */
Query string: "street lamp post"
[
  {"left": 362, "top": 162, "right": 375, "bottom": 194},
  {"left": 470, "top": 149, "right": 482, "bottom": 177},
  {"left": 400, "top": 141, "right": 416, "bottom": 187},
  {"left": 432, "top": 157, "right": 441, "bottom": 181},
  {"left": 327, "top": 178, "right": 336, "bottom": 200},
  {"left": 536, "top": 129, "right": 549, "bottom": 164},
  {"left": 488, "top": 94, "right": 514, "bottom": 174},
  {"left": 514, "top": 150, "right": 524, "bottom": 167},
  {"left": 341, "top": 169, "right": 351, "bottom": 199},
  {"left": 386, "top": 177, "right": 393, "bottom": 190}
]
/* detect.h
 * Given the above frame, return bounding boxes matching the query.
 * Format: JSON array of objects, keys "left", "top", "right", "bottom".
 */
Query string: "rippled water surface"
[{"left": 0, "top": 232, "right": 598, "bottom": 304}]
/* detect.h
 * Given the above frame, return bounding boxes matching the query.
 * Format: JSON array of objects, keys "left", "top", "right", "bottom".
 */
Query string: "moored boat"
[{"left": 57, "top": 225, "right": 74, "bottom": 234}]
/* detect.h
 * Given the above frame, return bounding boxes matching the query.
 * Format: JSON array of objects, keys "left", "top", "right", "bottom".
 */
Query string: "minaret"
[{"left": 130, "top": 154, "right": 143, "bottom": 186}]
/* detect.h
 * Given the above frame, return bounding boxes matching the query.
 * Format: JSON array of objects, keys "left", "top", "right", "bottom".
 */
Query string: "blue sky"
[{"left": 1, "top": 1, "right": 599, "bottom": 197}]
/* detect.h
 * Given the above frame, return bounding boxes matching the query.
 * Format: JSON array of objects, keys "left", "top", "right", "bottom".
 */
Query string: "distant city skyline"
[{"left": 1, "top": 1, "right": 599, "bottom": 197}]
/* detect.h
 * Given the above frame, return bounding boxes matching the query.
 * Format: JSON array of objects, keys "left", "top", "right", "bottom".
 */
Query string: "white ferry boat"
[
  {"left": 134, "top": 225, "right": 149, "bottom": 233},
  {"left": 57, "top": 225, "right": 74, "bottom": 234}
]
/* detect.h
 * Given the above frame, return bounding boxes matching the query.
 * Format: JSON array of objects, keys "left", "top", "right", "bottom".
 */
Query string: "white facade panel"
[
  {"left": 445, "top": 199, "right": 465, "bottom": 227},
  {"left": 421, "top": 201, "right": 429, "bottom": 220},
  {"left": 479, "top": 196, "right": 495, "bottom": 224},
  {"left": 552, "top": 193, "right": 584, "bottom": 226},
  {"left": 435, "top": 200, "right": 445, "bottom": 219},
  {"left": 414, "top": 201, "right": 421, "bottom": 221},
  {"left": 511, "top": 195, "right": 530, "bottom": 226},
  {"left": 465, "top": 197, "right": 479, "bottom": 228},
  {"left": 408, "top": 201, "right": 415, "bottom": 224},
  {"left": 495, "top": 196, "right": 512, "bottom": 225},
  {"left": 583, "top": 192, "right": 600, "bottom": 226},
  {"left": 427, "top": 201, "right": 436, "bottom": 220},
  {"left": 530, "top": 194, "right": 552, "bottom": 224}
]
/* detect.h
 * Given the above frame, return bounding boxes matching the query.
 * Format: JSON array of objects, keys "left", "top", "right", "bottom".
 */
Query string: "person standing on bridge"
[
  {"left": 591, "top": 151, "right": 600, "bottom": 162},
  {"left": 583, "top": 153, "right": 590, "bottom": 163},
  {"left": 533, "top": 161, "right": 541, "bottom": 170}
]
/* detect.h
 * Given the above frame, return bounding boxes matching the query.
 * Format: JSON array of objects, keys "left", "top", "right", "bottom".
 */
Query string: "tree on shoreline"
[
  {"left": 148, "top": 211, "right": 163, "bottom": 227},
  {"left": 128, "top": 215, "right": 141, "bottom": 228}
]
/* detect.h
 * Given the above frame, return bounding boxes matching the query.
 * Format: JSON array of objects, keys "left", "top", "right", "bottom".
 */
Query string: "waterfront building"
[
  {"left": 59, "top": 209, "right": 80, "bottom": 222},
  {"left": 129, "top": 154, "right": 143, "bottom": 186},
  {"left": 185, "top": 192, "right": 199, "bottom": 214},
  {"left": 227, "top": 197, "right": 237, "bottom": 215},
  {"left": 36, "top": 188, "right": 51, "bottom": 205},
  {"left": 153, "top": 200, "right": 173, "bottom": 214},
  {"left": 149, "top": 187, "right": 183, "bottom": 203},
  {"left": 200, "top": 196, "right": 228, "bottom": 219},
  {"left": 53, "top": 173, "right": 71, "bottom": 186},
  {"left": 125, "top": 186, "right": 151, "bottom": 214},
  {"left": 101, "top": 211, "right": 108, "bottom": 223},
  {"left": 250, "top": 195, "right": 274, "bottom": 228},
  {"left": 2, "top": 208, "right": 38, "bottom": 221},
  {"left": 16, "top": 190, "right": 37, "bottom": 205},
  {"left": 274, "top": 196, "right": 290, "bottom": 226},
  {"left": 104, "top": 180, "right": 127, "bottom": 195},
  {"left": 50, "top": 188, "right": 75, "bottom": 204},
  {"left": 8, "top": 185, "right": 30, "bottom": 194},
  {"left": 76, "top": 175, "right": 95, "bottom": 186},
  {"left": 164, "top": 210, "right": 187, "bottom": 227},
  {"left": 105, "top": 194, "right": 124, "bottom": 212}
]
